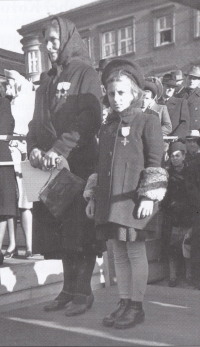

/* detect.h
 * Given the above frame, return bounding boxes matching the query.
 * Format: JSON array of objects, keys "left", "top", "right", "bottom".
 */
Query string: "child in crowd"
[
  {"left": 84, "top": 59, "right": 168, "bottom": 329},
  {"left": 161, "top": 142, "right": 193, "bottom": 287}
]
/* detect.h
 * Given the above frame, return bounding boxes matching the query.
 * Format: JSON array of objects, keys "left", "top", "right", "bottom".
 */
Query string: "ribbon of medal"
[{"left": 121, "top": 126, "right": 130, "bottom": 146}]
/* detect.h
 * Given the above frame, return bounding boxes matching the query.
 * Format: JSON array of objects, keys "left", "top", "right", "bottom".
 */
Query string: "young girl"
[{"left": 84, "top": 59, "right": 168, "bottom": 329}]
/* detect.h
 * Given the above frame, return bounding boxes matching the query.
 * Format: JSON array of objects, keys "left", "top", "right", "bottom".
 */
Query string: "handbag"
[{"left": 39, "top": 167, "right": 86, "bottom": 219}]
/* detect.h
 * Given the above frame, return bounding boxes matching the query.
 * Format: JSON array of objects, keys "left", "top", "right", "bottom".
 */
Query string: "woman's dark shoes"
[
  {"left": 44, "top": 299, "right": 72, "bottom": 312},
  {"left": 65, "top": 293, "right": 94, "bottom": 316},
  {"left": 102, "top": 299, "right": 131, "bottom": 327},
  {"left": 169, "top": 278, "right": 177, "bottom": 287},
  {"left": 4, "top": 247, "right": 18, "bottom": 259},
  {"left": 0, "top": 250, "right": 4, "bottom": 265},
  {"left": 114, "top": 303, "right": 145, "bottom": 329},
  {"left": 44, "top": 291, "right": 72, "bottom": 312}
]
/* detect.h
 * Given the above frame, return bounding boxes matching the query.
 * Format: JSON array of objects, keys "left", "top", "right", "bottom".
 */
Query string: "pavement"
[{"left": 0, "top": 280, "right": 200, "bottom": 347}]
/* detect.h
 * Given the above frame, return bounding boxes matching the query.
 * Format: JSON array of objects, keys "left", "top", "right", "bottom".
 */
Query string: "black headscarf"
[{"left": 44, "top": 16, "right": 92, "bottom": 78}]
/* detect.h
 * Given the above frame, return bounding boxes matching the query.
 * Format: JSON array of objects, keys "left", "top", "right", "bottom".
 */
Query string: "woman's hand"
[
  {"left": 42, "top": 148, "right": 60, "bottom": 169},
  {"left": 29, "top": 148, "right": 44, "bottom": 169},
  {"left": 86, "top": 199, "right": 95, "bottom": 220},
  {"left": 137, "top": 197, "right": 154, "bottom": 219}
]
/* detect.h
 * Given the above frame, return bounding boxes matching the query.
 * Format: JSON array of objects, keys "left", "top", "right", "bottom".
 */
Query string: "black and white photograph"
[{"left": 0, "top": 0, "right": 200, "bottom": 346}]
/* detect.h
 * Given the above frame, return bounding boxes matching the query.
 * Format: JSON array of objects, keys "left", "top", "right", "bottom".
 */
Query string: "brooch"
[
  {"left": 121, "top": 126, "right": 130, "bottom": 146},
  {"left": 56, "top": 82, "right": 71, "bottom": 99}
]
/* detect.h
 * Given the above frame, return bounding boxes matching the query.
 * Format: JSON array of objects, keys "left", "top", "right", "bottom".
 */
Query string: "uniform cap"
[{"left": 169, "top": 141, "right": 186, "bottom": 155}]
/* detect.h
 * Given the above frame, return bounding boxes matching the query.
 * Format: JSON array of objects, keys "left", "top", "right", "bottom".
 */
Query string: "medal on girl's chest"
[{"left": 121, "top": 126, "right": 130, "bottom": 146}]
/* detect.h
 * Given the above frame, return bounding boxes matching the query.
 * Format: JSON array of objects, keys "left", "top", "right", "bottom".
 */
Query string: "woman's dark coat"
[
  {"left": 95, "top": 106, "right": 166, "bottom": 238},
  {"left": 27, "top": 16, "right": 103, "bottom": 258},
  {"left": 0, "top": 97, "right": 17, "bottom": 216},
  {"left": 159, "top": 96, "right": 190, "bottom": 138}
]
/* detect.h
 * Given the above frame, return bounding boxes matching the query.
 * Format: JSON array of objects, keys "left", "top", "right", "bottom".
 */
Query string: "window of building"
[
  {"left": 155, "top": 14, "right": 174, "bottom": 47},
  {"left": 101, "top": 24, "right": 134, "bottom": 58},
  {"left": 194, "top": 10, "right": 200, "bottom": 37},
  {"left": 102, "top": 30, "right": 116, "bottom": 58},
  {"left": 118, "top": 26, "right": 133, "bottom": 56},
  {"left": 28, "top": 51, "right": 39, "bottom": 73}
]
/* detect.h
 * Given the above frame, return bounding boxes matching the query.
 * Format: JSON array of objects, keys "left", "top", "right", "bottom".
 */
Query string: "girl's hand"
[
  {"left": 86, "top": 199, "right": 95, "bottom": 220},
  {"left": 137, "top": 197, "right": 154, "bottom": 219}
]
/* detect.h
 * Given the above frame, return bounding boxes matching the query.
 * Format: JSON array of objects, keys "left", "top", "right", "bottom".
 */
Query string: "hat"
[
  {"left": 162, "top": 73, "right": 177, "bottom": 87},
  {"left": 101, "top": 59, "right": 144, "bottom": 89},
  {"left": 144, "top": 80, "right": 157, "bottom": 98},
  {"left": 185, "top": 65, "right": 200, "bottom": 78},
  {"left": 169, "top": 141, "right": 186, "bottom": 156},
  {"left": 185, "top": 129, "right": 200, "bottom": 140},
  {"left": 4, "top": 69, "right": 21, "bottom": 80},
  {"left": 171, "top": 70, "right": 184, "bottom": 82},
  {"left": 33, "top": 71, "right": 49, "bottom": 85},
  {"left": 144, "top": 76, "right": 163, "bottom": 99},
  {"left": 96, "top": 59, "right": 111, "bottom": 72}
]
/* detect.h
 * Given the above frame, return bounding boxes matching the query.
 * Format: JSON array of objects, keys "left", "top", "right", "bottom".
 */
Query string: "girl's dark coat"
[{"left": 95, "top": 106, "right": 165, "bottom": 237}]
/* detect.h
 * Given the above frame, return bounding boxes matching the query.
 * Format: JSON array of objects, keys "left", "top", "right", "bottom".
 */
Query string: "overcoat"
[
  {"left": 159, "top": 96, "right": 190, "bottom": 138},
  {"left": 184, "top": 157, "right": 200, "bottom": 281},
  {"left": 184, "top": 87, "right": 200, "bottom": 130},
  {"left": 145, "top": 102, "right": 172, "bottom": 136},
  {"left": 0, "top": 97, "right": 17, "bottom": 216},
  {"left": 27, "top": 16, "right": 103, "bottom": 258},
  {"left": 161, "top": 165, "right": 193, "bottom": 227},
  {"left": 94, "top": 105, "right": 167, "bottom": 239}
]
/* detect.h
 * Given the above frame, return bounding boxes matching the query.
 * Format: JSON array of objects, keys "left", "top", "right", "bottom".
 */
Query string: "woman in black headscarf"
[{"left": 27, "top": 16, "right": 104, "bottom": 316}]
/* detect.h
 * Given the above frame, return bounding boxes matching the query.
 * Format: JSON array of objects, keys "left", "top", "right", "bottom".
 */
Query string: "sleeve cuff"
[{"left": 137, "top": 167, "right": 168, "bottom": 202}]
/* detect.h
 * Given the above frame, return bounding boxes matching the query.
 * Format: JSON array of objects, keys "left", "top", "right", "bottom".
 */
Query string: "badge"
[
  {"left": 56, "top": 82, "right": 71, "bottom": 99},
  {"left": 121, "top": 126, "right": 130, "bottom": 146},
  {"left": 121, "top": 126, "right": 130, "bottom": 137}
]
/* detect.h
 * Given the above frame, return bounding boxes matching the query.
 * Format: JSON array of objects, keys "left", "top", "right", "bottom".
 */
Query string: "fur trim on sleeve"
[
  {"left": 83, "top": 173, "right": 98, "bottom": 201},
  {"left": 137, "top": 167, "right": 168, "bottom": 202}
]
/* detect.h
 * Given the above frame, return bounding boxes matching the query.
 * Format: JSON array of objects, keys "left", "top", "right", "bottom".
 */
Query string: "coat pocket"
[{"left": 122, "top": 162, "right": 140, "bottom": 199}]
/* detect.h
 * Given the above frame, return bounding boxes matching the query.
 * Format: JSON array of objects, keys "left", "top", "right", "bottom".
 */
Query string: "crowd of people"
[{"left": 0, "top": 15, "right": 200, "bottom": 330}]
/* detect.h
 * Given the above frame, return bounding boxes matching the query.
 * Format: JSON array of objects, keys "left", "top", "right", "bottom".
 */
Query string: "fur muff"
[{"left": 137, "top": 167, "right": 168, "bottom": 202}]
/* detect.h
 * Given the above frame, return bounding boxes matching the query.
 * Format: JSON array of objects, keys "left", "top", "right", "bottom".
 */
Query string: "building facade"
[
  {"left": 0, "top": 48, "right": 25, "bottom": 80},
  {"left": 17, "top": 0, "right": 200, "bottom": 82}
]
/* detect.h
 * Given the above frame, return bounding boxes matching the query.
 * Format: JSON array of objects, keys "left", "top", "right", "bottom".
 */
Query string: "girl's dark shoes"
[
  {"left": 4, "top": 247, "right": 18, "bottom": 259},
  {"left": 114, "top": 301, "right": 145, "bottom": 329},
  {"left": 0, "top": 250, "right": 4, "bottom": 265},
  {"left": 102, "top": 299, "right": 131, "bottom": 327}
]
